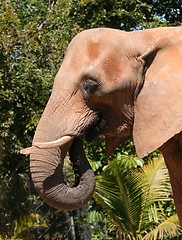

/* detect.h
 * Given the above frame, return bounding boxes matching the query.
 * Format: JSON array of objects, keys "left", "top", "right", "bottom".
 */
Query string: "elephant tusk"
[
  {"left": 33, "top": 135, "right": 74, "bottom": 149},
  {"left": 20, "top": 146, "right": 36, "bottom": 155},
  {"left": 20, "top": 136, "right": 74, "bottom": 155}
]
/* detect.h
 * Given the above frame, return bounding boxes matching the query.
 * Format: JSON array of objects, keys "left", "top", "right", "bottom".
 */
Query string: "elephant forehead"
[
  {"left": 86, "top": 40, "right": 101, "bottom": 60},
  {"left": 72, "top": 38, "right": 125, "bottom": 76},
  {"left": 54, "top": 29, "right": 131, "bottom": 90},
  {"left": 68, "top": 28, "right": 122, "bottom": 59}
]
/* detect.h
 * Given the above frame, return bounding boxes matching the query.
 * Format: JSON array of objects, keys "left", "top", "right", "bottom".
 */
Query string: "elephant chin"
[{"left": 28, "top": 137, "right": 95, "bottom": 211}]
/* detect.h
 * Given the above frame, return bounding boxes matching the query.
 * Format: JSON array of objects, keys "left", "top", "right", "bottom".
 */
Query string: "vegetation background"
[{"left": 0, "top": 0, "right": 181, "bottom": 239}]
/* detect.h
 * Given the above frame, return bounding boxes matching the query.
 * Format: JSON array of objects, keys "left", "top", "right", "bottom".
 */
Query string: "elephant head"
[{"left": 21, "top": 27, "right": 182, "bottom": 215}]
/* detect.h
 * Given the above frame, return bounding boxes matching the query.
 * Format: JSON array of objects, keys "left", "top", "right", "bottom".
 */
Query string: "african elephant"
[{"left": 21, "top": 27, "right": 182, "bottom": 223}]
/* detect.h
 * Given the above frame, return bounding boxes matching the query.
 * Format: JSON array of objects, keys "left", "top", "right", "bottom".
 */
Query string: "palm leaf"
[
  {"left": 142, "top": 214, "right": 182, "bottom": 240},
  {"left": 94, "top": 154, "right": 180, "bottom": 239},
  {"left": 94, "top": 156, "right": 145, "bottom": 236},
  {"left": 142, "top": 156, "right": 171, "bottom": 204},
  {"left": 139, "top": 156, "right": 172, "bottom": 230}
]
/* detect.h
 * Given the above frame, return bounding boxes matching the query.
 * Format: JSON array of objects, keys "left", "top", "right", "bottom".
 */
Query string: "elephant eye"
[{"left": 82, "top": 79, "right": 99, "bottom": 96}]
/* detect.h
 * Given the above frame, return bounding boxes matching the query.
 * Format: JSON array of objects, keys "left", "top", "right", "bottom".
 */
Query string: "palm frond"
[
  {"left": 139, "top": 156, "right": 172, "bottom": 230},
  {"left": 142, "top": 156, "right": 171, "bottom": 204},
  {"left": 94, "top": 154, "right": 178, "bottom": 239},
  {"left": 142, "top": 214, "right": 182, "bottom": 240},
  {"left": 94, "top": 156, "right": 145, "bottom": 235}
]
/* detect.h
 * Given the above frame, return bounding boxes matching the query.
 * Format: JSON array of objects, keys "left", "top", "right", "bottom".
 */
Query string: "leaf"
[
  {"left": 86, "top": 210, "right": 104, "bottom": 223},
  {"left": 142, "top": 214, "right": 182, "bottom": 240},
  {"left": 142, "top": 156, "right": 171, "bottom": 204},
  {"left": 94, "top": 155, "right": 179, "bottom": 239},
  {"left": 12, "top": 213, "right": 47, "bottom": 238}
]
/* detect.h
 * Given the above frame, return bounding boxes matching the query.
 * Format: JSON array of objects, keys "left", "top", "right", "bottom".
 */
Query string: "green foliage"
[
  {"left": 9, "top": 213, "right": 47, "bottom": 240},
  {"left": 142, "top": 214, "right": 182, "bottom": 240},
  {"left": 94, "top": 155, "right": 182, "bottom": 239}
]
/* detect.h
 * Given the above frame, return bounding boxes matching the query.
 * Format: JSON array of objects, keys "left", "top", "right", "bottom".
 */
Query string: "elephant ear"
[{"left": 133, "top": 45, "right": 182, "bottom": 158}]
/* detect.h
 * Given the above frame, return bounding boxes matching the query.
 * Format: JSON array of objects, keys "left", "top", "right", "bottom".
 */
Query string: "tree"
[{"left": 0, "top": 0, "right": 73, "bottom": 236}]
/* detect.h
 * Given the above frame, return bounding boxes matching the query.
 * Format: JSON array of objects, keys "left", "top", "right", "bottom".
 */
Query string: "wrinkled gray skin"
[{"left": 22, "top": 27, "right": 182, "bottom": 223}]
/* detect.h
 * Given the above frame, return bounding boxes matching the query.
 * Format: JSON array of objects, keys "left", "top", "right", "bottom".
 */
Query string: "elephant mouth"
[{"left": 84, "top": 112, "right": 107, "bottom": 142}]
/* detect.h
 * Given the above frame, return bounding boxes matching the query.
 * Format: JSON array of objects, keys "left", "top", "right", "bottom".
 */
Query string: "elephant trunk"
[
  {"left": 29, "top": 96, "right": 95, "bottom": 210},
  {"left": 30, "top": 137, "right": 95, "bottom": 210}
]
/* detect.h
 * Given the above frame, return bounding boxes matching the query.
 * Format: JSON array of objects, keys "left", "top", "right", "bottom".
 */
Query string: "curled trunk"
[{"left": 29, "top": 112, "right": 95, "bottom": 210}]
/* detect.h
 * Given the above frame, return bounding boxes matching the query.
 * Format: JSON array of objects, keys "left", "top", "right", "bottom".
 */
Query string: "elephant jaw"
[{"left": 21, "top": 136, "right": 95, "bottom": 211}]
